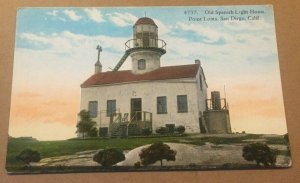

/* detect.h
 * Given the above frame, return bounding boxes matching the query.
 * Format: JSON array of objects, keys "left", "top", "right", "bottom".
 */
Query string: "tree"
[
  {"left": 88, "top": 127, "right": 98, "bottom": 137},
  {"left": 242, "top": 143, "right": 277, "bottom": 167},
  {"left": 93, "top": 148, "right": 125, "bottom": 167},
  {"left": 16, "top": 149, "right": 41, "bottom": 166},
  {"left": 76, "top": 110, "right": 96, "bottom": 138},
  {"left": 139, "top": 142, "right": 177, "bottom": 167}
]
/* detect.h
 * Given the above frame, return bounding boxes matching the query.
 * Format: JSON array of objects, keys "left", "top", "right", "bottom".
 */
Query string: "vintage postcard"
[{"left": 6, "top": 5, "right": 291, "bottom": 174}]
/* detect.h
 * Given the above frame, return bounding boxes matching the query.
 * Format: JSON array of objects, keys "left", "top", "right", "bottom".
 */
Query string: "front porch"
[{"left": 107, "top": 111, "right": 153, "bottom": 137}]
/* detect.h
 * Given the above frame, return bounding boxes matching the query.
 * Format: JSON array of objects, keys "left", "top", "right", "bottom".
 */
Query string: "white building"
[{"left": 80, "top": 17, "right": 231, "bottom": 137}]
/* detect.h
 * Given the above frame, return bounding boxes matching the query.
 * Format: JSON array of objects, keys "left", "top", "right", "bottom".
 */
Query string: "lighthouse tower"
[
  {"left": 130, "top": 17, "right": 166, "bottom": 74},
  {"left": 112, "top": 17, "right": 166, "bottom": 73}
]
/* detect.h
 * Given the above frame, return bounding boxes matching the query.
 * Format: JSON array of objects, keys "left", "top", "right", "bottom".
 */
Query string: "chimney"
[{"left": 95, "top": 61, "right": 102, "bottom": 74}]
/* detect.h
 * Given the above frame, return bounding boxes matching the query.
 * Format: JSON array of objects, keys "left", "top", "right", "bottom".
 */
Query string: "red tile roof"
[{"left": 81, "top": 64, "right": 200, "bottom": 88}]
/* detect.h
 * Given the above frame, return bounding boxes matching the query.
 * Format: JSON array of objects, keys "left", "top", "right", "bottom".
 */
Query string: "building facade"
[{"left": 80, "top": 17, "right": 231, "bottom": 136}]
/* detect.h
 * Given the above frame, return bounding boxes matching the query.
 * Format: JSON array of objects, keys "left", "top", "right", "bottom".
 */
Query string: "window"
[
  {"left": 138, "top": 59, "right": 146, "bottom": 70},
  {"left": 107, "top": 100, "right": 116, "bottom": 117},
  {"left": 157, "top": 96, "right": 167, "bottom": 114},
  {"left": 177, "top": 95, "right": 188, "bottom": 113},
  {"left": 88, "top": 101, "right": 98, "bottom": 118},
  {"left": 199, "top": 74, "right": 203, "bottom": 91}
]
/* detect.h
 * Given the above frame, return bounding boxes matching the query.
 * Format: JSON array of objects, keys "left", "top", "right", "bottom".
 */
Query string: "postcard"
[{"left": 6, "top": 5, "right": 291, "bottom": 174}]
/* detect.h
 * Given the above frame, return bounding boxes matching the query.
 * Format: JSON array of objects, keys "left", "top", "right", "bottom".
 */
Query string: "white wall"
[
  {"left": 80, "top": 77, "right": 207, "bottom": 133},
  {"left": 131, "top": 51, "right": 162, "bottom": 74},
  {"left": 195, "top": 65, "right": 208, "bottom": 115}
]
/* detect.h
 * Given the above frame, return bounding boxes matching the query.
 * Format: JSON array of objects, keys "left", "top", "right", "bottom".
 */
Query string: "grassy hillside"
[{"left": 6, "top": 134, "right": 288, "bottom": 172}]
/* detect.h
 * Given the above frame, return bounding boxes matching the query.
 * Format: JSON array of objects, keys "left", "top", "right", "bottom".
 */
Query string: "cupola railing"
[{"left": 125, "top": 38, "right": 167, "bottom": 51}]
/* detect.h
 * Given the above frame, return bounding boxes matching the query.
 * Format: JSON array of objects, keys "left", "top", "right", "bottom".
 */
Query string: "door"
[{"left": 131, "top": 98, "right": 142, "bottom": 121}]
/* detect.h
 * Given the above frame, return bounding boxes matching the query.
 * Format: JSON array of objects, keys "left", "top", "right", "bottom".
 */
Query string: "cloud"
[
  {"left": 19, "top": 31, "right": 130, "bottom": 56},
  {"left": 84, "top": 8, "right": 105, "bottom": 23},
  {"left": 153, "top": 18, "right": 170, "bottom": 36},
  {"left": 46, "top": 10, "right": 58, "bottom": 16},
  {"left": 108, "top": 12, "right": 138, "bottom": 27},
  {"left": 176, "top": 22, "right": 227, "bottom": 43},
  {"left": 63, "top": 10, "right": 82, "bottom": 21}
]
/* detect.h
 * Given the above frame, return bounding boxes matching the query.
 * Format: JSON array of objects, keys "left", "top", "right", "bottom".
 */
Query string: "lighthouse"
[{"left": 80, "top": 16, "right": 231, "bottom": 137}]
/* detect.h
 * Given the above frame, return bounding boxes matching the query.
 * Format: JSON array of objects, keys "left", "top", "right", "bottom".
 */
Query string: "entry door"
[{"left": 131, "top": 98, "right": 142, "bottom": 121}]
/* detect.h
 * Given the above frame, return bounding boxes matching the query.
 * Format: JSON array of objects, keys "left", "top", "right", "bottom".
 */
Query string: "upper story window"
[
  {"left": 157, "top": 96, "right": 167, "bottom": 114},
  {"left": 88, "top": 101, "right": 98, "bottom": 118},
  {"left": 138, "top": 59, "right": 146, "bottom": 70},
  {"left": 177, "top": 95, "right": 188, "bottom": 113},
  {"left": 107, "top": 100, "right": 116, "bottom": 117}
]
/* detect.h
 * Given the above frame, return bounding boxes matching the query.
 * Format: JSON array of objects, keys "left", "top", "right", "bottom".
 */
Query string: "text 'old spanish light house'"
[{"left": 80, "top": 17, "right": 231, "bottom": 137}]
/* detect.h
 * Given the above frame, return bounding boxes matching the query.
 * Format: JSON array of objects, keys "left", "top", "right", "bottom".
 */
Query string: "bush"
[
  {"left": 165, "top": 124, "right": 175, "bottom": 134},
  {"left": 16, "top": 149, "right": 41, "bottom": 165},
  {"left": 141, "top": 128, "right": 152, "bottom": 136},
  {"left": 155, "top": 127, "right": 168, "bottom": 135},
  {"left": 139, "top": 142, "right": 176, "bottom": 167},
  {"left": 175, "top": 125, "right": 185, "bottom": 134},
  {"left": 93, "top": 148, "right": 125, "bottom": 167},
  {"left": 134, "top": 161, "right": 141, "bottom": 168},
  {"left": 242, "top": 143, "right": 277, "bottom": 167}
]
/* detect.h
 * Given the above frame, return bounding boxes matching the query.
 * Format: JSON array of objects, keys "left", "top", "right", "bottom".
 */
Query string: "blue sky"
[{"left": 10, "top": 5, "right": 287, "bottom": 140}]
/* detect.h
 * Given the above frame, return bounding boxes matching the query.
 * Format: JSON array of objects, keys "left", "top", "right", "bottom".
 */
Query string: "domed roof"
[{"left": 134, "top": 17, "right": 157, "bottom": 27}]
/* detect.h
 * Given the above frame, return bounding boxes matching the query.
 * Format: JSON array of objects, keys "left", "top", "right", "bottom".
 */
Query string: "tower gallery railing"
[{"left": 125, "top": 38, "right": 167, "bottom": 51}]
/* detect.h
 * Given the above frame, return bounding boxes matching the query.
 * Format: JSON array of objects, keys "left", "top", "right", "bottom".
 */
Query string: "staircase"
[
  {"left": 109, "top": 111, "right": 153, "bottom": 137},
  {"left": 112, "top": 50, "right": 131, "bottom": 71},
  {"left": 110, "top": 122, "right": 128, "bottom": 137}
]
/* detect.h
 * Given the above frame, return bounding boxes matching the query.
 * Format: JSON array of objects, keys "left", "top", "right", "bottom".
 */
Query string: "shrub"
[
  {"left": 93, "top": 148, "right": 125, "bottom": 167},
  {"left": 242, "top": 143, "right": 277, "bottom": 167},
  {"left": 155, "top": 127, "right": 168, "bottom": 135},
  {"left": 175, "top": 125, "right": 185, "bottom": 134},
  {"left": 139, "top": 142, "right": 176, "bottom": 167},
  {"left": 141, "top": 128, "right": 152, "bottom": 136},
  {"left": 134, "top": 161, "right": 141, "bottom": 168},
  {"left": 165, "top": 124, "right": 175, "bottom": 134},
  {"left": 16, "top": 149, "right": 41, "bottom": 166}
]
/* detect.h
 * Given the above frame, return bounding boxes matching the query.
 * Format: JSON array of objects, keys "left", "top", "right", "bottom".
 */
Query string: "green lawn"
[{"left": 6, "top": 134, "right": 288, "bottom": 171}]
